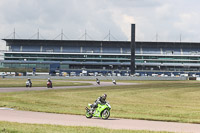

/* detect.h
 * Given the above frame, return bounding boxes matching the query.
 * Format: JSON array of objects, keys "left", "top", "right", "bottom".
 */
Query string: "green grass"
[
  {"left": 1, "top": 80, "right": 200, "bottom": 123},
  {"left": 0, "top": 121, "right": 172, "bottom": 133},
  {"left": 0, "top": 79, "right": 91, "bottom": 87},
  {"left": 0, "top": 68, "right": 49, "bottom": 72}
]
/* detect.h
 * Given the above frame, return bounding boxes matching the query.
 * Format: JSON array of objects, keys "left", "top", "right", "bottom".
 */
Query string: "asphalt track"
[
  {"left": 1, "top": 81, "right": 200, "bottom": 133},
  {"left": 0, "top": 81, "right": 135, "bottom": 92}
]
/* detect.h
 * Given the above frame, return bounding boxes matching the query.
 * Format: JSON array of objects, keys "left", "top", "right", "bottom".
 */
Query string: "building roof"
[{"left": 2, "top": 39, "right": 200, "bottom": 47}]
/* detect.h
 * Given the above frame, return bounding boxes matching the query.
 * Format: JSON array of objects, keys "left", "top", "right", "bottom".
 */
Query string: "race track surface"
[
  {"left": 1, "top": 81, "right": 200, "bottom": 132},
  {"left": 0, "top": 81, "right": 136, "bottom": 92},
  {"left": 0, "top": 109, "right": 200, "bottom": 133}
]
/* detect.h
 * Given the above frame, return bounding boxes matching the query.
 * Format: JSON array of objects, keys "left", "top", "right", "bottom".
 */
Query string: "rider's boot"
[{"left": 89, "top": 108, "right": 94, "bottom": 114}]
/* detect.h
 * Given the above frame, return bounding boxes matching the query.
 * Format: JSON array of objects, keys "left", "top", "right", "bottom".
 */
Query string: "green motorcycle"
[{"left": 85, "top": 102, "right": 111, "bottom": 120}]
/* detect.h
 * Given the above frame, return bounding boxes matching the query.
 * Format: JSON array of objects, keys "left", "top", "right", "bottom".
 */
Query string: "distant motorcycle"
[
  {"left": 96, "top": 80, "right": 100, "bottom": 85},
  {"left": 96, "top": 78, "right": 100, "bottom": 85},
  {"left": 85, "top": 102, "right": 111, "bottom": 120},
  {"left": 26, "top": 81, "right": 32, "bottom": 88},
  {"left": 47, "top": 81, "right": 53, "bottom": 88},
  {"left": 112, "top": 79, "right": 116, "bottom": 85}
]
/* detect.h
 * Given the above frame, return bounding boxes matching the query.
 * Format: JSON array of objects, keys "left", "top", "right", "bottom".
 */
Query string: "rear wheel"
[{"left": 101, "top": 109, "right": 110, "bottom": 120}]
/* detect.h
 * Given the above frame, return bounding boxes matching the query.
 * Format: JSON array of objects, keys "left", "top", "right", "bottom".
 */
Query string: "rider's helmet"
[
  {"left": 102, "top": 94, "right": 107, "bottom": 100},
  {"left": 48, "top": 78, "right": 50, "bottom": 81},
  {"left": 28, "top": 78, "right": 30, "bottom": 80}
]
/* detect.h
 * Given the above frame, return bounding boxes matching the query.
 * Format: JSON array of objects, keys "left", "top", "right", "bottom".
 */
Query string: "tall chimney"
[{"left": 130, "top": 24, "right": 135, "bottom": 75}]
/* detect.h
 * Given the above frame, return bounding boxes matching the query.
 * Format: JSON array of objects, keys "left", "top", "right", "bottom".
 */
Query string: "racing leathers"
[{"left": 90, "top": 96, "right": 107, "bottom": 114}]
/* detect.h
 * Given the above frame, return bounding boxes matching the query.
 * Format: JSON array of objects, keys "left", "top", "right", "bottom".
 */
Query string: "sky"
[{"left": 1, "top": 0, "right": 200, "bottom": 52}]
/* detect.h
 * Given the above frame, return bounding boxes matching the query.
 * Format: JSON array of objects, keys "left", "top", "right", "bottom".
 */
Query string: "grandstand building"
[{"left": 1, "top": 39, "right": 200, "bottom": 76}]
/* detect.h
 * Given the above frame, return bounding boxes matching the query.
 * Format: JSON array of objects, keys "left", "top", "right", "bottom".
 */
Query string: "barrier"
[{"left": 4, "top": 75, "right": 188, "bottom": 81}]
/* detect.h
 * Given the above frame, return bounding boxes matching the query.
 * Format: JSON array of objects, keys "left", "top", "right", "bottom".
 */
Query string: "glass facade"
[{"left": 2, "top": 39, "right": 200, "bottom": 72}]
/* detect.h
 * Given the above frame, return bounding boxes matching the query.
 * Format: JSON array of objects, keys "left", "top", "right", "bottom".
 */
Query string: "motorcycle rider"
[
  {"left": 112, "top": 79, "right": 116, "bottom": 85},
  {"left": 27, "top": 78, "right": 32, "bottom": 87},
  {"left": 96, "top": 78, "right": 100, "bottom": 85},
  {"left": 90, "top": 94, "right": 107, "bottom": 114},
  {"left": 47, "top": 78, "right": 53, "bottom": 87}
]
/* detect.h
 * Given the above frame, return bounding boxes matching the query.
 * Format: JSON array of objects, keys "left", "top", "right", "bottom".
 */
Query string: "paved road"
[
  {"left": 1, "top": 81, "right": 200, "bottom": 132},
  {"left": 0, "top": 81, "right": 136, "bottom": 92},
  {"left": 0, "top": 109, "right": 200, "bottom": 133}
]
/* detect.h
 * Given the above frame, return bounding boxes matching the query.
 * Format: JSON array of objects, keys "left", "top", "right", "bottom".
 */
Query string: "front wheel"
[
  {"left": 86, "top": 111, "right": 93, "bottom": 118},
  {"left": 101, "top": 109, "right": 110, "bottom": 120}
]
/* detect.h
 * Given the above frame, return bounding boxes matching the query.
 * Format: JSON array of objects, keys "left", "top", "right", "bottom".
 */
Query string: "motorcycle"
[
  {"left": 112, "top": 80, "right": 116, "bottom": 85},
  {"left": 85, "top": 102, "right": 111, "bottom": 120},
  {"left": 96, "top": 80, "right": 100, "bottom": 85},
  {"left": 47, "top": 81, "right": 52, "bottom": 88},
  {"left": 26, "top": 81, "right": 32, "bottom": 88}
]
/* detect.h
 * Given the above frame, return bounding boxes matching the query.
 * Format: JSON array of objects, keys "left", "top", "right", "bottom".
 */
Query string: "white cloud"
[
  {"left": 155, "top": 3, "right": 172, "bottom": 19},
  {"left": 173, "top": 12, "right": 200, "bottom": 42},
  {"left": 174, "top": 12, "right": 200, "bottom": 31},
  {"left": 0, "top": 0, "right": 200, "bottom": 52}
]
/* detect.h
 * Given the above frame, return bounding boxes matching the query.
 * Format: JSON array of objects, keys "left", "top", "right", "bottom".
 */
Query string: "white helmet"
[{"left": 102, "top": 94, "right": 107, "bottom": 100}]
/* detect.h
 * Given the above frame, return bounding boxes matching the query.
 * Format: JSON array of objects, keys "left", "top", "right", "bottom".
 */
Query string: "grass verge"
[
  {"left": 0, "top": 121, "right": 172, "bottom": 133},
  {"left": 1, "top": 80, "right": 200, "bottom": 123},
  {"left": 0, "top": 78, "right": 91, "bottom": 87}
]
